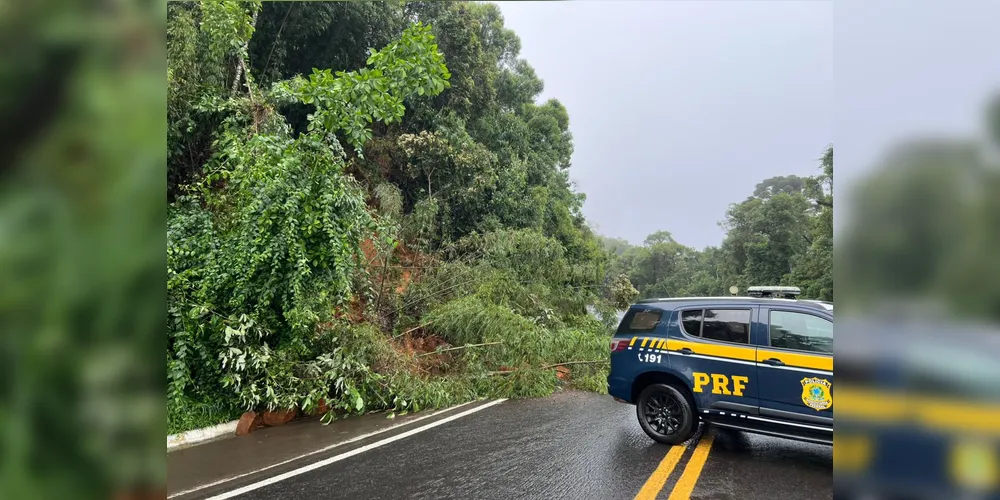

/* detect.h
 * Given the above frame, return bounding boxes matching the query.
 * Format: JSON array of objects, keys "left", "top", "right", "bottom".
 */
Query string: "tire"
[{"left": 635, "top": 383, "right": 696, "bottom": 445}]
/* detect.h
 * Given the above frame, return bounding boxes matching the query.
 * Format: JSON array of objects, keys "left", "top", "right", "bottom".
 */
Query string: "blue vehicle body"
[
  {"left": 608, "top": 297, "right": 834, "bottom": 445},
  {"left": 835, "top": 317, "right": 1000, "bottom": 499}
]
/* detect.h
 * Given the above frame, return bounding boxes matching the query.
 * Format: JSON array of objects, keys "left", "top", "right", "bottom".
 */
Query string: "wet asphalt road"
[{"left": 175, "top": 391, "right": 831, "bottom": 500}]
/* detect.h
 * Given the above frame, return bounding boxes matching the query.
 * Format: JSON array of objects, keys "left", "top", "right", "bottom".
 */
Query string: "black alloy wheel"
[{"left": 635, "top": 383, "right": 696, "bottom": 445}]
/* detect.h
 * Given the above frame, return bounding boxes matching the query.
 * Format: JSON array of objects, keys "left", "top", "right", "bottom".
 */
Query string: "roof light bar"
[{"left": 747, "top": 286, "right": 802, "bottom": 298}]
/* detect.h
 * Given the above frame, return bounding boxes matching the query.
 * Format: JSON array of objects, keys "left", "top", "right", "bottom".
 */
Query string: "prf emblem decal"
[
  {"left": 800, "top": 377, "right": 832, "bottom": 411},
  {"left": 950, "top": 440, "right": 998, "bottom": 490}
]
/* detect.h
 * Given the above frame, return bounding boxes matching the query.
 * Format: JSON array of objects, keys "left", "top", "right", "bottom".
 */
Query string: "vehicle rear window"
[
  {"left": 626, "top": 310, "right": 662, "bottom": 333},
  {"left": 703, "top": 309, "right": 751, "bottom": 344},
  {"left": 681, "top": 309, "right": 703, "bottom": 336},
  {"left": 680, "top": 308, "right": 751, "bottom": 345}
]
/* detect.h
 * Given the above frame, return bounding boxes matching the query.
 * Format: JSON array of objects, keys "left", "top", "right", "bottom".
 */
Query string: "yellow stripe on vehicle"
[
  {"left": 756, "top": 349, "right": 832, "bottom": 371},
  {"left": 632, "top": 337, "right": 669, "bottom": 350},
  {"left": 835, "top": 386, "right": 909, "bottom": 422},
  {"left": 667, "top": 339, "right": 756, "bottom": 362},
  {"left": 833, "top": 433, "right": 874, "bottom": 473},
  {"left": 838, "top": 386, "right": 1000, "bottom": 437}
]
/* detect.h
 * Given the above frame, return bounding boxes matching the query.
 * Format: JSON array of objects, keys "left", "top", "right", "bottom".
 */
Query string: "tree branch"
[
  {"left": 541, "top": 360, "right": 606, "bottom": 370},
  {"left": 393, "top": 320, "right": 433, "bottom": 339},
  {"left": 487, "top": 359, "right": 606, "bottom": 375},
  {"left": 415, "top": 341, "right": 502, "bottom": 358}
]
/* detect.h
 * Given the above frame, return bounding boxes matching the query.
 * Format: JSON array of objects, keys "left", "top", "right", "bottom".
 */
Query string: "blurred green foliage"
[
  {"left": 0, "top": 0, "right": 166, "bottom": 498},
  {"left": 838, "top": 129, "right": 1000, "bottom": 320}
]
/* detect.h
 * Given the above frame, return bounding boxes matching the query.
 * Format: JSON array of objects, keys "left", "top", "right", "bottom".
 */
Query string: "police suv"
[{"left": 607, "top": 286, "right": 833, "bottom": 445}]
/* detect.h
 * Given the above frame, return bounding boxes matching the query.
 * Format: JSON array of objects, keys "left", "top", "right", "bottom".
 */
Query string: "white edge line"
[
  {"left": 201, "top": 398, "right": 507, "bottom": 500},
  {"left": 169, "top": 399, "right": 481, "bottom": 499}
]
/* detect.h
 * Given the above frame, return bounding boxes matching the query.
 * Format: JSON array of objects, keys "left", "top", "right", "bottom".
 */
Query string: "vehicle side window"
[
  {"left": 702, "top": 309, "right": 751, "bottom": 344},
  {"left": 769, "top": 310, "right": 832, "bottom": 354},
  {"left": 679, "top": 308, "right": 750, "bottom": 345},
  {"left": 627, "top": 309, "right": 662, "bottom": 333},
  {"left": 680, "top": 309, "right": 703, "bottom": 336}
]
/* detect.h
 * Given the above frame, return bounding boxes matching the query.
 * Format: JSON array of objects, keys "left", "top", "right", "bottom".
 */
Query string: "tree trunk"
[{"left": 231, "top": 9, "right": 260, "bottom": 95}]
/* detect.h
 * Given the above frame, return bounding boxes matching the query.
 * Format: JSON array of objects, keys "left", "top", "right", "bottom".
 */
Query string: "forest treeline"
[{"left": 167, "top": 1, "right": 833, "bottom": 433}]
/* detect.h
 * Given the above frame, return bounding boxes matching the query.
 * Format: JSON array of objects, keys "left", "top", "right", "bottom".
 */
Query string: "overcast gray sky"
[
  {"left": 495, "top": 1, "right": 1000, "bottom": 248},
  {"left": 495, "top": 1, "right": 833, "bottom": 249}
]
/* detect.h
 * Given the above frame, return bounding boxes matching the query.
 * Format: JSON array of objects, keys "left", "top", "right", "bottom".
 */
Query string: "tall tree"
[{"left": 790, "top": 145, "right": 833, "bottom": 300}]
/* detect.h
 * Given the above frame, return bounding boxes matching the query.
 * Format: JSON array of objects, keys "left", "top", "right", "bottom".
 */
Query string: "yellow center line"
[
  {"left": 634, "top": 445, "right": 686, "bottom": 500},
  {"left": 667, "top": 432, "right": 716, "bottom": 500}
]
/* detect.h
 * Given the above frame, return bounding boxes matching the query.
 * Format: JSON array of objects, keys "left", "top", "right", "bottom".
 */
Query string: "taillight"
[{"left": 610, "top": 338, "right": 630, "bottom": 352}]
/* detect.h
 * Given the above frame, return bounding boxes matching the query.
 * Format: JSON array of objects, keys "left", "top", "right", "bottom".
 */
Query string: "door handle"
[
  {"left": 679, "top": 348, "right": 694, "bottom": 355},
  {"left": 763, "top": 358, "right": 785, "bottom": 366}
]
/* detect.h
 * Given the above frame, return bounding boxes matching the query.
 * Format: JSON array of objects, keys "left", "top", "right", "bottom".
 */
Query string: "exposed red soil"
[
  {"left": 399, "top": 333, "right": 449, "bottom": 355},
  {"left": 395, "top": 332, "right": 452, "bottom": 376},
  {"left": 396, "top": 268, "right": 413, "bottom": 294}
]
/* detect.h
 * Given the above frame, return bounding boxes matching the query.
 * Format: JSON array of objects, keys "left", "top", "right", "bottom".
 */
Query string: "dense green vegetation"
[
  {"left": 167, "top": 1, "right": 833, "bottom": 434},
  {"left": 837, "top": 136, "right": 1000, "bottom": 320}
]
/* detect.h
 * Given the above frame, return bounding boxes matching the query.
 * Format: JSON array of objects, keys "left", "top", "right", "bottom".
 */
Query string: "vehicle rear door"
[
  {"left": 755, "top": 306, "right": 834, "bottom": 427},
  {"left": 666, "top": 305, "right": 760, "bottom": 415}
]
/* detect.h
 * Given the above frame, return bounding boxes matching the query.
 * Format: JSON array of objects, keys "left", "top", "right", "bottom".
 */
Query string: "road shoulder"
[{"left": 168, "top": 399, "right": 501, "bottom": 500}]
